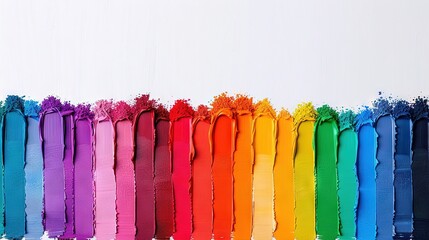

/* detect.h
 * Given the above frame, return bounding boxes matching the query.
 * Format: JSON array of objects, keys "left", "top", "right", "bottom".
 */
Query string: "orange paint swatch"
[
  {"left": 252, "top": 99, "right": 277, "bottom": 240},
  {"left": 232, "top": 95, "right": 254, "bottom": 240},
  {"left": 274, "top": 110, "right": 295, "bottom": 240},
  {"left": 210, "top": 94, "right": 235, "bottom": 239},
  {"left": 191, "top": 105, "right": 213, "bottom": 240}
]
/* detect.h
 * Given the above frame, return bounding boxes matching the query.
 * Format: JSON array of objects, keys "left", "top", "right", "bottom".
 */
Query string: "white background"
[{"left": 1, "top": 0, "right": 429, "bottom": 111}]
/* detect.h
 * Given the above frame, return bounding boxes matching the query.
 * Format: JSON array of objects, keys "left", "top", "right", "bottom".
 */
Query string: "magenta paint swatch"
[{"left": 74, "top": 104, "right": 95, "bottom": 239}]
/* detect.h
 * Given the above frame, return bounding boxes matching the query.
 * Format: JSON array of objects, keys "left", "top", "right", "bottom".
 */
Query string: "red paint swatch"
[
  {"left": 211, "top": 94, "right": 235, "bottom": 239},
  {"left": 154, "top": 108, "right": 174, "bottom": 239},
  {"left": 191, "top": 105, "right": 213, "bottom": 240},
  {"left": 135, "top": 109, "right": 156, "bottom": 240},
  {"left": 170, "top": 100, "right": 194, "bottom": 240}
]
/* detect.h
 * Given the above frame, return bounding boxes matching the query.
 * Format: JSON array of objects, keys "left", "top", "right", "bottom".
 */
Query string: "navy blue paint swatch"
[{"left": 393, "top": 101, "right": 413, "bottom": 239}]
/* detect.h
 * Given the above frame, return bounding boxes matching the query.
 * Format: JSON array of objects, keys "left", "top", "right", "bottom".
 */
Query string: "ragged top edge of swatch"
[
  {"left": 392, "top": 100, "right": 411, "bottom": 119},
  {"left": 5, "top": 95, "right": 25, "bottom": 113},
  {"left": 254, "top": 98, "right": 276, "bottom": 119},
  {"left": 292, "top": 102, "right": 317, "bottom": 127},
  {"left": 354, "top": 107, "right": 373, "bottom": 131},
  {"left": 170, "top": 99, "right": 194, "bottom": 122},
  {"left": 210, "top": 92, "right": 235, "bottom": 114},
  {"left": 372, "top": 96, "right": 392, "bottom": 121},
  {"left": 24, "top": 100, "right": 41, "bottom": 118},
  {"left": 93, "top": 99, "right": 114, "bottom": 121},
  {"left": 41, "top": 96, "right": 63, "bottom": 113},
  {"left": 0, "top": 101, "right": 4, "bottom": 117},
  {"left": 277, "top": 108, "right": 292, "bottom": 120},
  {"left": 75, "top": 104, "right": 94, "bottom": 121},
  {"left": 315, "top": 104, "right": 338, "bottom": 126},
  {"left": 234, "top": 94, "right": 254, "bottom": 113},
  {"left": 132, "top": 94, "right": 157, "bottom": 115},
  {"left": 339, "top": 110, "right": 356, "bottom": 132},
  {"left": 155, "top": 104, "right": 170, "bottom": 121},
  {"left": 111, "top": 100, "right": 134, "bottom": 123},
  {"left": 194, "top": 105, "right": 210, "bottom": 121},
  {"left": 411, "top": 96, "right": 429, "bottom": 121}
]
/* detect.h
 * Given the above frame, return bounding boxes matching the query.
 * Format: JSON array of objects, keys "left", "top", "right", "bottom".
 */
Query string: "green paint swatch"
[
  {"left": 315, "top": 105, "right": 340, "bottom": 240},
  {"left": 337, "top": 111, "right": 358, "bottom": 239}
]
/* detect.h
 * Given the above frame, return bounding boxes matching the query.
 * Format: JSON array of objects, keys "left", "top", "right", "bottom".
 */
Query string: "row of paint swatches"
[{"left": 0, "top": 94, "right": 428, "bottom": 240}]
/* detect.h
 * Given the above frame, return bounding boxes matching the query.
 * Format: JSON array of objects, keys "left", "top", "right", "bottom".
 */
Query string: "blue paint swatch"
[
  {"left": 411, "top": 97, "right": 429, "bottom": 239},
  {"left": 355, "top": 109, "right": 377, "bottom": 240},
  {"left": 4, "top": 96, "right": 26, "bottom": 238},
  {"left": 0, "top": 102, "right": 5, "bottom": 235},
  {"left": 24, "top": 100, "right": 44, "bottom": 240},
  {"left": 393, "top": 101, "right": 413, "bottom": 239}
]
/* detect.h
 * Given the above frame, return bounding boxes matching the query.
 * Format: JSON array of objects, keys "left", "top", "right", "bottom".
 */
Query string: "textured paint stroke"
[
  {"left": 411, "top": 97, "right": 429, "bottom": 239},
  {"left": 0, "top": 102, "right": 4, "bottom": 236},
  {"left": 170, "top": 100, "right": 194, "bottom": 240},
  {"left": 210, "top": 93, "right": 235, "bottom": 240},
  {"left": 337, "top": 110, "right": 358, "bottom": 240},
  {"left": 112, "top": 101, "right": 136, "bottom": 240},
  {"left": 293, "top": 102, "right": 317, "bottom": 240},
  {"left": 232, "top": 95, "right": 254, "bottom": 240},
  {"left": 24, "top": 100, "right": 44, "bottom": 240},
  {"left": 40, "top": 96, "right": 66, "bottom": 237},
  {"left": 61, "top": 102, "right": 75, "bottom": 239},
  {"left": 4, "top": 96, "right": 26, "bottom": 239},
  {"left": 154, "top": 105, "right": 174, "bottom": 239},
  {"left": 373, "top": 98, "right": 395, "bottom": 240},
  {"left": 133, "top": 95, "right": 156, "bottom": 240},
  {"left": 274, "top": 109, "right": 294, "bottom": 240},
  {"left": 314, "top": 105, "right": 340, "bottom": 240},
  {"left": 252, "top": 99, "right": 276, "bottom": 240},
  {"left": 94, "top": 100, "right": 117, "bottom": 240},
  {"left": 355, "top": 108, "right": 377, "bottom": 240},
  {"left": 191, "top": 105, "right": 212, "bottom": 240},
  {"left": 392, "top": 100, "right": 413, "bottom": 239},
  {"left": 74, "top": 104, "right": 95, "bottom": 239}
]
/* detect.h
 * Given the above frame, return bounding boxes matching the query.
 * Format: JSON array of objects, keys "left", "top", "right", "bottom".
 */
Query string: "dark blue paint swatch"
[
  {"left": 393, "top": 101, "right": 413, "bottom": 239},
  {"left": 411, "top": 97, "right": 429, "bottom": 239},
  {"left": 375, "top": 115, "right": 395, "bottom": 240}
]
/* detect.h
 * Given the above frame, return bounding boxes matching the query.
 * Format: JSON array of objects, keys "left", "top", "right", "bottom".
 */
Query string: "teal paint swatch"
[{"left": 4, "top": 99, "right": 26, "bottom": 238}]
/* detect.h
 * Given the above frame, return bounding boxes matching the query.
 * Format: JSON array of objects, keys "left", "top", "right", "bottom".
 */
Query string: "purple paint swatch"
[
  {"left": 74, "top": 104, "right": 95, "bottom": 239},
  {"left": 40, "top": 96, "right": 65, "bottom": 237}
]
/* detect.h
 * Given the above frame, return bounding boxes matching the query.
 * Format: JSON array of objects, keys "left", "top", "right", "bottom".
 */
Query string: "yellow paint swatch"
[
  {"left": 274, "top": 109, "right": 295, "bottom": 240},
  {"left": 293, "top": 102, "right": 317, "bottom": 240},
  {"left": 252, "top": 99, "right": 276, "bottom": 240}
]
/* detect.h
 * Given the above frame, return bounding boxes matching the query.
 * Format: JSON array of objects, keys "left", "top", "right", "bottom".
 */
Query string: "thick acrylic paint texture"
[
  {"left": 212, "top": 113, "right": 234, "bottom": 240},
  {"left": 42, "top": 111, "right": 66, "bottom": 237},
  {"left": 356, "top": 124, "right": 377, "bottom": 240},
  {"left": 253, "top": 113, "right": 276, "bottom": 240},
  {"left": 94, "top": 120, "right": 116, "bottom": 240},
  {"left": 74, "top": 117, "right": 94, "bottom": 239},
  {"left": 315, "top": 111, "right": 340, "bottom": 240},
  {"left": 337, "top": 123, "right": 358, "bottom": 239},
  {"left": 154, "top": 119, "right": 174, "bottom": 239},
  {"left": 192, "top": 118, "right": 213, "bottom": 240},
  {"left": 233, "top": 111, "right": 254, "bottom": 240},
  {"left": 4, "top": 110, "right": 26, "bottom": 238},
  {"left": 172, "top": 117, "right": 193, "bottom": 240},
  {"left": 274, "top": 113, "right": 294, "bottom": 240},
  {"left": 115, "top": 120, "right": 136, "bottom": 240},
  {"left": 25, "top": 117, "right": 44, "bottom": 240},
  {"left": 412, "top": 118, "right": 429, "bottom": 239},
  {"left": 135, "top": 110, "right": 155, "bottom": 240},
  {"left": 294, "top": 120, "right": 316, "bottom": 240},
  {"left": 393, "top": 117, "right": 413, "bottom": 238},
  {"left": 375, "top": 116, "right": 395, "bottom": 240}
]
